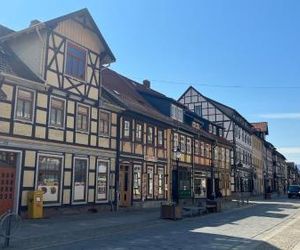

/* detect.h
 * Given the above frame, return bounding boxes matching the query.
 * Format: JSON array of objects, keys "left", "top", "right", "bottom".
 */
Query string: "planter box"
[{"left": 160, "top": 203, "right": 182, "bottom": 220}]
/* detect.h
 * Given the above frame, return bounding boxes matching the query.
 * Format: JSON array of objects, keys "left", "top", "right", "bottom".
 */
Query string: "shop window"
[
  {"left": 194, "top": 177, "right": 207, "bottom": 198},
  {"left": 158, "top": 130, "right": 164, "bottom": 146},
  {"left": 50, "top": 97, "right": 65, "bottom": 128},
  {"left": 133, "top": 165, "right": 142, "bottom": 200},
  {"left": 147, "top": 166, "right": 154, "bottom": 198},
  {"left": 123, "top": 120, "right": 130, "bottom": 138},
  {"left": 15, "top": 88, "right": 34, "bottom": 121},
  {"left": 135, "top": 123, "right": 142, "bottom": 141},
  {"left": 73, "top": 158, "right": 88, "bottom": 202},
  {"left": 158, "top": 167, "right": 165, "bottom": 197},
  {"left": 65, "top": 42, "right": 86, "bottom": 80},
  {"left": 37, "top": 155, "right": 62, "bottom": 204},
  {"left": 77, "top": 104, "right": 89, "bottom": 132},
  {"left": 96, "top": 161, "right": 109, "bottom": 201},
  {"left": 99, "top": 111, "right": 110, "bottom": 136}
]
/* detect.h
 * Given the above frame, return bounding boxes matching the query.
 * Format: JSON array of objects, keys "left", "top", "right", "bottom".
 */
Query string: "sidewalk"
[{"left": 0, "top": 196, "right": 274, "bottom": 249}]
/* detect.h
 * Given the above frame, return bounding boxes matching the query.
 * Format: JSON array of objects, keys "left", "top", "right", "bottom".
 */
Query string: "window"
[
  {"left": 173, "top": 133, "right": 179, "bottom": 149},
  {"left": 77, "top": 104, "right": 89, "bottom": 132},
  {"left": 147, "top": 126, "right": 153, "bottom": 144},
  {"left": 186, "top": 137, "right": 192, "bottom": 154},
  {"left": 200, "top": 141, "right": 204, "bottom": 156},
  {"left": 123, "top": 120, "right": 130, "bottom": 138},
  {"left": 133, "top": 165, "right": 142, "bottom": 199},
  {"left": 15, "top": 88, "right": 34, "bottom": 121},
  {"left": 171, "top": 104, "right": 183, "bottom": 122},
  {"left": 158, "top": 130, "right": 164, "bottom": 146},
  {"left": 194, "top": 105, "right": 202, "bottom": 116},
  {"left": 96, "top": 161, "right": 109, "bottom": 201},
  {"left": 99, "top": 111, "right": 110, "bottom": 136},
  {"left": 37, "top": 155, "right": 62, "bottom": 204},
  {"left": 195, "top": 140, "right": 199, "bottom": 155},
  {"left": 50, "top": 97, "right": 65, "bottom": 128},
  {"left": 194, "top": 177, "right": 207, "bottom": 198},
  {"left": 135, "top": 123, "right": 143, "bottom": 141},
  {"left": 65, "top": 42, "right": 86, "bottom": 80},
  {"left": 180, "top": 135, "right": 186, "bottom": 152},
  {"left": 147, "top": 166, "right": 154, "bottom": 198},
  {"left": 158, "top": 167, "right": 165, "bottom": 197},
  {"left": 73, "top": 158, "right": 88, "bottom": 202}
]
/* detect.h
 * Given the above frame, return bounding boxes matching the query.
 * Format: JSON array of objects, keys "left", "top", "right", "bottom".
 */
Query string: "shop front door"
[
  {"left": 0, "top": 152, "right": 17, "bottom": 216},
  {"left": 119, "top": 165, "right": 132, "bottom": 207}
]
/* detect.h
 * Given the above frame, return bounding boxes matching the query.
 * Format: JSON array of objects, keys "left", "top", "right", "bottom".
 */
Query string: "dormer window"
[
  {"left": 171, "top": 104, "right": 183, "bottom": 122},
  {"left": 66, "top": 42, "right": 87, "bottom": 80}
]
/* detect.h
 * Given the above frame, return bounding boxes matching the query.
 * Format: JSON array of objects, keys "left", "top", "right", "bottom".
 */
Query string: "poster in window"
[
  {"left": 73, "top": 159, "right": 87, "bottom": 201},
  {"left": 37, "top": 156, "right": 62, "bottom": 203},
  {"left": 97, "top": 161, "right": 108, "bottom": 200}
]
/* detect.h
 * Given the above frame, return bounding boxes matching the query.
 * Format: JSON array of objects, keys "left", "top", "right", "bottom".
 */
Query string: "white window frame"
[
  {"left": 123, "top": 120, "right": 130, "bottom": 138},
  {"left": 171, "top": 104, "right": 183, "bottom": 122},
  {"left": 186, "top": 137, "right": 192, "bottom": 154},
  {"left": 95, "top": 159, "right": 110, "bottom": 203},
  {"left": 14, "top": 86, "right": 36, "bottom": 124},
  {"left": 76, "top": 103, "right": 90, "bottom": 133},
  {"left": 49, "top": 96, "right": 66, "bottom": 129},
  {"left": 35, "top": 153, "right": 64, "bottom": 206},
  {"left": 72, "top": 157, "right": 89, "bottom": 204}
]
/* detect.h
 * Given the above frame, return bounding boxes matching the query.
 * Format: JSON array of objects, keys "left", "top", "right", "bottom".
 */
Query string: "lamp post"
[{"left": 175, "top": 147, "right": 182, "bottom": 204}]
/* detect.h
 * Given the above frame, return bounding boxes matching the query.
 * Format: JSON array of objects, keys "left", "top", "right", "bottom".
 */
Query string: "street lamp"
[{"left": 175, "top": 147, "right": 182, "bottom": 204}]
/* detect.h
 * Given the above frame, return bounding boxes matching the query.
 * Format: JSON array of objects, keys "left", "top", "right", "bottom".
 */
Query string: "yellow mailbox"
[{"left": 27, "top": 190, "right": 44, "bottom": 219}]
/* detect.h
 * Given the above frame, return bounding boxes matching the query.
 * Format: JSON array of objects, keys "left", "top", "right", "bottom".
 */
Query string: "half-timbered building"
[
  {"left": 0, "top": 9, "right": 121, "bottom": 216},
  {"left": 102, "top": 70, "right": 171, "bottom": 208},
  {"left": 179, "top": 86, "right": 254, "bottom": 194}
]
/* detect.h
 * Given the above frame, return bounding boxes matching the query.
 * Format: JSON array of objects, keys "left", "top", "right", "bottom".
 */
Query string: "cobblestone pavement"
[{"left": 3, "top": 197, "right": 300, "bottom": 250}]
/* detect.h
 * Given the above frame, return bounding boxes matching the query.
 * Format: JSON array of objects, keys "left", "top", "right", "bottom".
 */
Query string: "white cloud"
[{"left": 258, "top": 113, "right": 300, "bottom": 119}]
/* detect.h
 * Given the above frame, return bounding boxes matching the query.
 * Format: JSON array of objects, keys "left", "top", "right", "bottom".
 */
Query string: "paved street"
[{"left": 3, "top": 197, "right": 300, "bottom": 250}]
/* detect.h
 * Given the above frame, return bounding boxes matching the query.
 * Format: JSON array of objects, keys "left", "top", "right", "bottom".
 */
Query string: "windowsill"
[
  {"left": 71, "top": 200, "right": 88, "bottom": 205},
  {"left": 14, "top": 118, "right": 34, "bottom": 124},
  {"left": 76, "top": 129, "right": 90, "bottom": 135},
  {"left": 95, "top": 199, "right": 108, "bottom": 204},
  {"left": 65, "top": 73, "right": 86, "bottom": 83},
  {"left": 99, "top": 133, "right": 110, "bottom": 138},
  {"left": 48, "top": 125, "right": 65, "bottom": 131}
]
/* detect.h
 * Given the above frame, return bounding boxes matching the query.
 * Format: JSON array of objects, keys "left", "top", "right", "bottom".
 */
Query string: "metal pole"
[{"left": 176, "top": 158, "right": 179, "bottom": 204}]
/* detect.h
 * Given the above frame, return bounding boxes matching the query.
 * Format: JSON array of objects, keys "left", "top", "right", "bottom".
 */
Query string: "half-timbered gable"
[{"left": 0, "top": 10, "right": 120, "bottom": 216}]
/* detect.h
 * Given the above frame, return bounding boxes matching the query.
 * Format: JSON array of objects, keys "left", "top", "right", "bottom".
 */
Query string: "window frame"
[
  {"left": 147, "top": 165, "right": 154, "bottom": 199},
  {"left": 147, "top": 125, "right": 154, "bottom": 145},
  {"left": 186, "top": 137, "right": 192, "bottom": 154},
  {"left": 14, "top": 86, "right": 35, "bottom": 123},
  {"left": 76, "top": 103, "right": 90, "bottom": 133},
  {"left": 99, "top": 110, "right": 111, "bottom": 137},
  {"left": 123, "top": 119, "right": 131, "bottom": 139},
  {"left": 157, "top": 129, "right": 164, "bottom": 147},
  {"left": 49, "top": 96, "right": 66, "bottom": 129},
  {"left": 95, "top": 159, "right": 110, "bottom": 203},
  {"left": 133, "top": 164, "right": 142, "bottom": 200},
  {"left": 65, "top": 41, "right": 87, "bottom": 81},
  {"left": 72, "top": 157, "right": 89, "bottom": 204},
  {"left": 35, "top": 153, "right": 64, "bottom": 206},
  {"left": 157, "top": 166, "right": 165, "bottom": 199},
  {"left": 135, "top": 122, "right": 143, "bottom": 142},
  {"left": 180, "top": 135, "right": 186, "bottom": 153}
]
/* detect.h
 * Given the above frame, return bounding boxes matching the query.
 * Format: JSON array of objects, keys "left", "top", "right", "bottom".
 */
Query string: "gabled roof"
[
  {"left": 0, "top": 43, "right": 43, "bottom": 82},
  {"left": 102, "top": 69, "right": 174, "bottom": 125},
  {"left": 251, "top": 122, "right": 269, "bottom": 135},
  {"left": 0, "top": 9, "right": 115, "bottom": 64},
  {"left": 0, "top": 24, "right": 14, "bottom": 37},
  {"left": 180, "top": 86, "right": 254, "bottom": 132}
]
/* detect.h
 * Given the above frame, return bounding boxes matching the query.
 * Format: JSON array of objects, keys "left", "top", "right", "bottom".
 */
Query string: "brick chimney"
[{"left": 143, "top": 79, "right": 151, "bottom": 88}]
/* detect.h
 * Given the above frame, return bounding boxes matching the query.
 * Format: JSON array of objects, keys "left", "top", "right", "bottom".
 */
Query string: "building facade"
[{"left": 0, "top": 9, "right": 121, "bottom": 216}]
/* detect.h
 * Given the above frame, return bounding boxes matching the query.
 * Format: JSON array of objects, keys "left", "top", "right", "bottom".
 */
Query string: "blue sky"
[{"left": 1, "top": 0, "right": 299, "bottom": 164}]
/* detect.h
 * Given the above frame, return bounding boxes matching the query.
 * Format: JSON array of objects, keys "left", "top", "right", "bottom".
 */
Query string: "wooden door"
[
  {"left": 0, "top": 162, "right": 16, "bottom": 215},
  {"left": 119, "top": 165, "right": 132, "bottom": 207}
]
